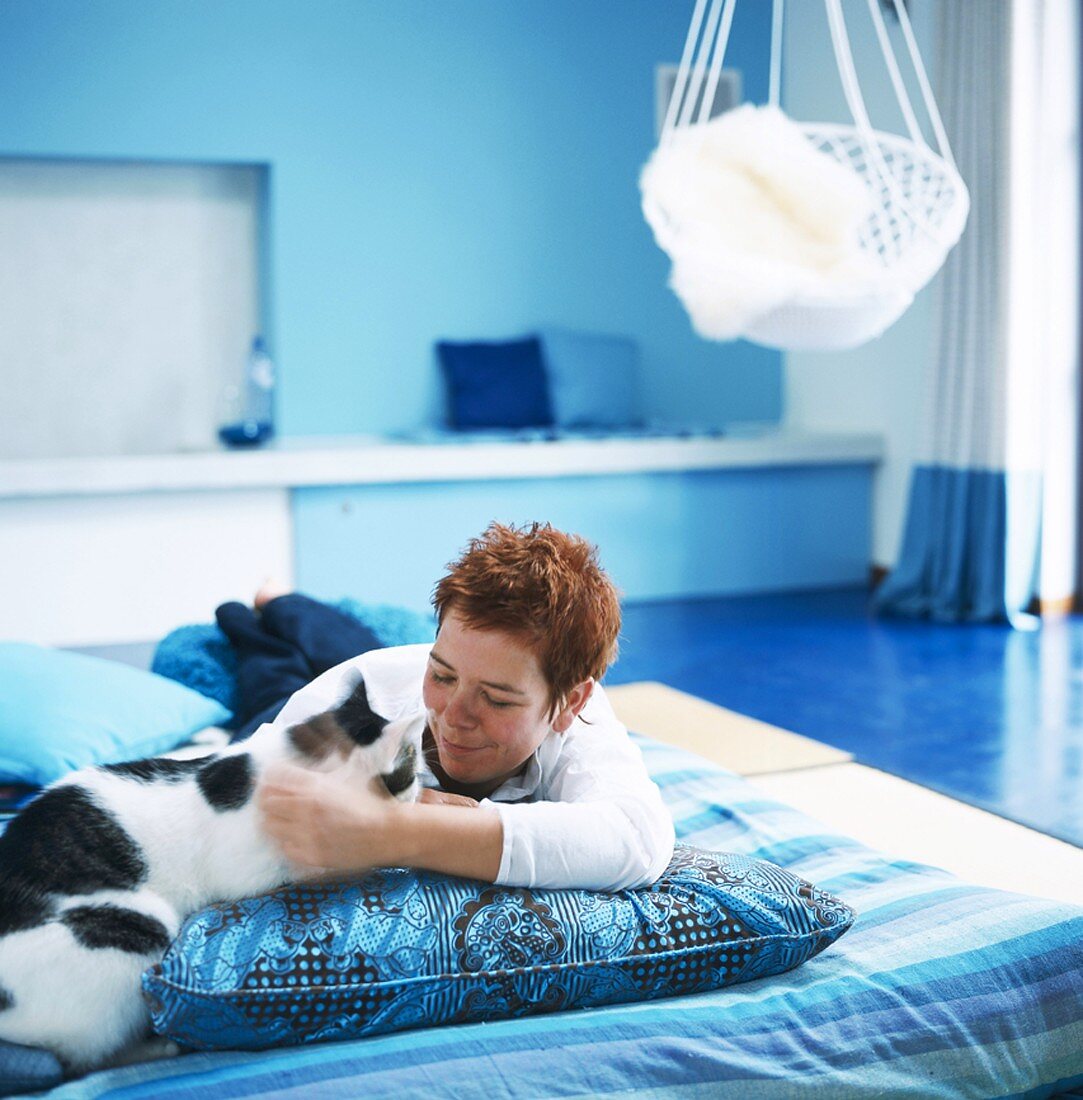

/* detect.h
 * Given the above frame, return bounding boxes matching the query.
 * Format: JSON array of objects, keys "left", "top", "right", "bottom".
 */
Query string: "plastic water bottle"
[
  {"left": 219, "top": 336, "right": 276, "bottom": 447},
  {"left": 245, "top": 337, "right": 275, "bottom": 430}
]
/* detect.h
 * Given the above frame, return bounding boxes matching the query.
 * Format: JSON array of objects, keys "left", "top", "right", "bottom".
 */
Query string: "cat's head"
[{"left": 285, "top": 679, "right": 421, "bottom": 802}]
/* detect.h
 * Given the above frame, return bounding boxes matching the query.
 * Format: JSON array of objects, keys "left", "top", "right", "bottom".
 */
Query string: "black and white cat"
[{"left": 0, "top": 679, "right": 421, "bottom": 1076}]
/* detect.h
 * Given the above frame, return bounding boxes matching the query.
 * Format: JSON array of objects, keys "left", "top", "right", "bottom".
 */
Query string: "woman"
[{"left": 219, "top": 522, "right": 675, "bottom": 892}]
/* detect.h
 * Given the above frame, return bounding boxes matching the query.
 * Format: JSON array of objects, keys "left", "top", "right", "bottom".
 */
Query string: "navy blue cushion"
[
  {"left": 437, "top": 337, "right": 554, "bottom": 429},
  {"left": 143, "top": 845, "right": 854, "bottom": 1053}
]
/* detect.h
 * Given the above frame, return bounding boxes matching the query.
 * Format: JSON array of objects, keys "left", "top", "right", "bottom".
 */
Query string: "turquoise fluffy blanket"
[{"left": 151, "top": 600, "right": 436, "bottom": 722}]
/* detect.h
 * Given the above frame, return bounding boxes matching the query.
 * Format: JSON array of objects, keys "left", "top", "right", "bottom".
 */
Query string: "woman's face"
[{"left": 422, "top": 609, "right": 582, "bottom": 798}]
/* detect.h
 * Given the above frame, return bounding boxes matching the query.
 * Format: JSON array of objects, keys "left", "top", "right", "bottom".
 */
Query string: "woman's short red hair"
[{"left": 432, "top": 522, "right": 621, "bottom": 715}]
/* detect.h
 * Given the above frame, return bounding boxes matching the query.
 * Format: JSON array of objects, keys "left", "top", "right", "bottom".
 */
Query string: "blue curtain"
[
  {"left": 875, "top": 466, "right": 1007, "bottom": 622},
  {"left": 873, "top": 2, "right": 1051, "bottom": 626}
]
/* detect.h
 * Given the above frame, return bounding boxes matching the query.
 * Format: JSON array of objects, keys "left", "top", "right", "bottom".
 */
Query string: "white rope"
[
  {"left": 696, "top": 0, "right": 738, "bottom": 124},
  {"left": 662, "top": 0, "right": 709, "bottom": 142},
  {"left": 892, "top": 0, "right": 957, "bottom": 169},
  {"left": 826, "top": 0, "right": 940, "bottom": 246},
  {"left": 865, "top": 0, "right": 925, "bottom": 147},
  {"left": 825, "top": 0, "right": 874, "bottom": 136},
  {"left": 824, "top": 0, "right": 893, "bottom": 251},
  {"left": 769, "top": 0, "right": 784, "bottom": 109},
  {"left": 678, "top": 0, "right": 724, "bottom": 129}
]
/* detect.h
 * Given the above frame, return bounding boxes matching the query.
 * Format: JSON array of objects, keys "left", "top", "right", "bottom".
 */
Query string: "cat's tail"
[{"left": 0, "top": 1038, "right": 64, "bottom": 1097}]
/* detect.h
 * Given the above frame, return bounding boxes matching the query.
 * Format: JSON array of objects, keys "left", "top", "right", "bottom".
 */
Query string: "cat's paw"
[{"left": 108, "top": 1035, "right": 183, "bottom": 1069}]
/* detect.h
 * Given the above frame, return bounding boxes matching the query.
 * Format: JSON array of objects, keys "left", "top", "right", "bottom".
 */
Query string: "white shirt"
[{"left": 261, "top": 643, "right": 676, "bottom": 892}]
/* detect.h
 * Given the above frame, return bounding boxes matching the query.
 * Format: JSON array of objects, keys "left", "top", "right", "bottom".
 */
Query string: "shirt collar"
[{"left": 418, "top": 726, "right": 564, "bottom": 803}]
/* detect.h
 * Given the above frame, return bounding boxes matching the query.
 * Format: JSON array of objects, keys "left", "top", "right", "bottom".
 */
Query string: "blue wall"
[
  {"left": 0, "top": 0, "right": 782, "bottom": 437},
  {"left": 0, "top": 1, "right": 880, "bottom": 611},
  {"left": 294, "top": 466, "right": 875, "bottom": 613}
]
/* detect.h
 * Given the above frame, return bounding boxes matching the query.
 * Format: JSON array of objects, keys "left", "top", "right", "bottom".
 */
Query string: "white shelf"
[{"left": 0, "top": 430, "right": 884, "bottom": 500}]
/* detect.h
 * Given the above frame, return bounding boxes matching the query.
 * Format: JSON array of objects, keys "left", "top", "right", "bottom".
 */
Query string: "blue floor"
[{"left": 611, "top": 587, "right": 1083, "bottom": 849}]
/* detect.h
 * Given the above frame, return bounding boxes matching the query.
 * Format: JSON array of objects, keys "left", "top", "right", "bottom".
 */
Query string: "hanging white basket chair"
[{"left": 641, "top": 0, "right": 970, "bottom": 352}]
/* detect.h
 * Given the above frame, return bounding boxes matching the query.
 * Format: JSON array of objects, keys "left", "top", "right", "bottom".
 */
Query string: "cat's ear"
[
  {"left": 333, "top": 679, "right": 387, "bottom": 747},
  {"left": 287, "top": 712, "right": 352, "bottom": 762},
  {"left": 381, "top": 740, "right": 418, "bottom": 799}
]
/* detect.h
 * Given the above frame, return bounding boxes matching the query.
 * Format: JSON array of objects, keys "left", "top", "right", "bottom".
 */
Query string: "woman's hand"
[
  {"left": 257, "top": 763, "right": 397, "bottom": 879},
  {"left": 418, "top": 788, "right": 480, "bottom": 809},
  {"left": 258, "top": 765, "right": 502, "bottom": 884}
]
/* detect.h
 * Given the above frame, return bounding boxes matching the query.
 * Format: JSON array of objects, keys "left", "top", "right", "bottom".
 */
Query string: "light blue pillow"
[
  {"left": 143, "top": 845, "right": 855, "bottom": 1053},
  {"left": 539, "top": 328, "right": 642, "bottom": 430},
  {"left": 0, "top": 643, "right": 231, "bottom": 786}
]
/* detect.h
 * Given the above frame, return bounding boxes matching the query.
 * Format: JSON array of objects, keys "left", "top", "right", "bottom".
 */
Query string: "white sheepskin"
[{"left": 640, "top": 105, "right": 880, "bottom": 342}]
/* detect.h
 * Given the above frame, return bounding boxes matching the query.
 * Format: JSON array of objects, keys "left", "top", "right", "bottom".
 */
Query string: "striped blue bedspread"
[{"left": 33, "top": 736, "right": 1083, "bottom": 1099}]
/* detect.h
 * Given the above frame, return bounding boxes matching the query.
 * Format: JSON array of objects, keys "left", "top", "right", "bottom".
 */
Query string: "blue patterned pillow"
[{"left": 143, "top": 845, "right": 854, "bottom": 1052}]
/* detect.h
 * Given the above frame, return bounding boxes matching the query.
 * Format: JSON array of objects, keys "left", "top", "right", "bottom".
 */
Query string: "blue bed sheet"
[{"left": 23, "top": 736, "right": 1083, "bottom": 1099}]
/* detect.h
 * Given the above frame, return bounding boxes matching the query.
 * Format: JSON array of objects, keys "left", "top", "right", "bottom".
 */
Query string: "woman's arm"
[
  {"left": 485, "top": 791, "right": 674, "bottom": 891},
  {"left": 485, "top": 685, "right": 676, "bottom": 891},
  {"left": 389, "top": 798, "right": 502, "bottom": 881}
]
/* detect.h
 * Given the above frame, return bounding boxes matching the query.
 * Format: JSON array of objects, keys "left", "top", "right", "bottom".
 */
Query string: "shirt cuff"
[{"left": 480, "top": 799, "right": 522, "bottom": 886}]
